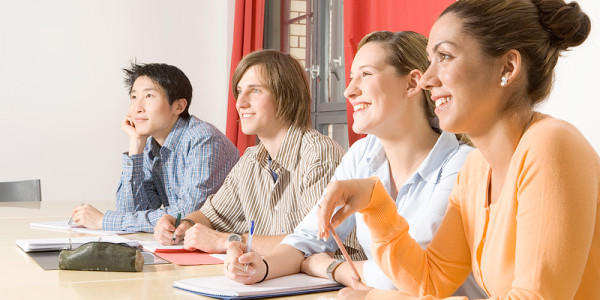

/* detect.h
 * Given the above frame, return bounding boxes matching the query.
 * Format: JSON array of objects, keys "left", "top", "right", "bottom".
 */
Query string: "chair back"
[{"left": 0, "top": 179, "right": 42, "bottom": 202}]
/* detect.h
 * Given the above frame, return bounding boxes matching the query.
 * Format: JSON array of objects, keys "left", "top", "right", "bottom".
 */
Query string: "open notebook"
[
  {"left": 173, "top": 273, "right": 342, "bottom": 299},
  {"left": 16, "top": 235, "right": 139, "bottom": 252},
  {"left": 30, "top": 220, "right": 136, "bottom": 235}
]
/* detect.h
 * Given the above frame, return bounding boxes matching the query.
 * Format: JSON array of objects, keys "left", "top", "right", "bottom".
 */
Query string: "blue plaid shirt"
[{"left": 103, "top": 116, "right": 239, "bottom": 232}]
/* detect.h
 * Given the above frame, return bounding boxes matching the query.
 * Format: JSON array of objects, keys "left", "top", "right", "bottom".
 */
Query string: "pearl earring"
[{"left": 500, "top": 76, "right": 508, "bottom": 87}]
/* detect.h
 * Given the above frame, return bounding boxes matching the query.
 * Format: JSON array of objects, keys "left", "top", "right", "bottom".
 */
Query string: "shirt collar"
[
  {"left": 254, "top": 126, "right": 304, "bottom": 171},
  {"left": 364, "top": 132, "right": 460, "bottom": 184},
  {"left": 364, "top": 136, "right": 388, "bottom": 174},
  {"left": 417, "top": 131, "right": 460, "bottom": 183},
  {"left": 149, "top": 117, "right": 188, "bottom": 158},
  {"left": 148, "top": 138, "right": 160, "bottom": 160}
]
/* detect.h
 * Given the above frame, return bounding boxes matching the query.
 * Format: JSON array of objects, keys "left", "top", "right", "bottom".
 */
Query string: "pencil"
[{"left": 328, "top": 223, "right": 361, "bottom": 282}]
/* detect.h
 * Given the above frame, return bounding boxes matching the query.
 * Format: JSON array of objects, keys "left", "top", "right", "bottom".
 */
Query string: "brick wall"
[{"left": 288, "top": 0, "right": 307, "bottom": 67}]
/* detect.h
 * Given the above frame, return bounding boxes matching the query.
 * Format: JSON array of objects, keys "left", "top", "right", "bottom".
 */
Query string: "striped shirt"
[
  {"left": 200, "top": 126, "right": 344, "bottom": 237},
  {"left": 103, "top": 116, "right": 239, "bottom": 232}
]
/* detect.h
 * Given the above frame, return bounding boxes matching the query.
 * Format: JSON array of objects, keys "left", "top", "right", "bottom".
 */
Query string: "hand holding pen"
[
  {"left": 70, "top": 203, "right": 104, "bottom": 229},
  {"left": 68, "top": 203, "right": 84, "bottom": 227},
  {"left": 223, "top": 220, "right": 264, "bottom": 285},
  {"left": 316, "top": 178, "right": 378, "bottom": 240},
  {"left": 154, "top": 213, "right": 193, "bottom": 245}
]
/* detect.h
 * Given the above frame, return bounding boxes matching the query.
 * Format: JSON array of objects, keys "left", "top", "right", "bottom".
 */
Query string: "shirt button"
[{"left": 127, "top": 161, "right": 132, "bottom": 166}]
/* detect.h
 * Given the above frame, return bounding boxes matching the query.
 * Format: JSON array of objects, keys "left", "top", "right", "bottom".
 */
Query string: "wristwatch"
[
  {"left": 227, "top": 233, "right": 243, "bottom": 243},
  {"left": 326, "top": 260, "right": 344, "bottom": 282}
]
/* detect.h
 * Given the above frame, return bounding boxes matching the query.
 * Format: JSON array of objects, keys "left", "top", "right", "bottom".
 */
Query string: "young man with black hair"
[{"left": 71, "top": 63, "right": 239, "bottom": 232}]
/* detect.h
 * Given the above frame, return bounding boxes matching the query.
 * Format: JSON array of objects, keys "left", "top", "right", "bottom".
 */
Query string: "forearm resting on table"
[
  {"left": 262, "top": 243, "right": 306, "bottom": 280},
  {"left": 183, "top": 211, "right": 286, "bottom": 255},
  {"left": 334, "top": 260, "right": 365, "bottom": 287}
]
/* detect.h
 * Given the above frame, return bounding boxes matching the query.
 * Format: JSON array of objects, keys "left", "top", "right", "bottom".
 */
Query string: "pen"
[
  {"left": 172, "top": 213, "right": 181, "bottom": 243},
  {"left": 328, "top": 223, "right": 361, "bottom": 282},
  {"left": 244, "top": 220, "right": 254, "bottom": 272}
]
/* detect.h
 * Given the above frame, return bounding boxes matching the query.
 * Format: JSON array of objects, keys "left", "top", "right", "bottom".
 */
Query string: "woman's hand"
[
  {"left": 224, "top": 241, "right": 266, "bottom": 284},
  {"left": 316, "top": 178, "right": 378, "bottom": 240},
  {"left": 337, "top": 278, "right": 373, "bottom": 300}
]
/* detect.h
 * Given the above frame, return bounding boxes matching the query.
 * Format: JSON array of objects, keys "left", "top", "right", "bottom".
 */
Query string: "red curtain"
[
  {"left": 343, "top": 0, "right": 454, "bottom": 146},
  {"left": 226, "top": 0, "right": 265, "bottom": 155}
]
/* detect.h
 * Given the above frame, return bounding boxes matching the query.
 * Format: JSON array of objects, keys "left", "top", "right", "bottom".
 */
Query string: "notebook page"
[
  {"left": 30, "top": 220, "right": 136, "bottom": 235},
  {"left": 139, "top": 240, "right": 185, "bottom": 252}
]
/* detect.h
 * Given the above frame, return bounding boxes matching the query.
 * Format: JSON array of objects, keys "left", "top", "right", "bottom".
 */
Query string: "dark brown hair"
[
  {"left": 442, "top": 0, "right": 590, "bottom": 106},
  {"left": 232, "top": 49, "right": 311, "bottom": 128}
]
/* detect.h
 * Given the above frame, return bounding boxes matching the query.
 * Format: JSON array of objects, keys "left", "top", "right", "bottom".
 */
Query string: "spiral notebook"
[
  {"left": 16, "top": 235, "right": 139, "bottom": 252},
  {"left": 173, "top": 273, "right": 342, "bottom": 299}
]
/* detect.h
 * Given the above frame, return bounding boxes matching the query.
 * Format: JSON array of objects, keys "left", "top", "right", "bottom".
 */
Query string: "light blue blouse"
[{"left": 282, "top": 132, "right": 473, "bottom": 290}]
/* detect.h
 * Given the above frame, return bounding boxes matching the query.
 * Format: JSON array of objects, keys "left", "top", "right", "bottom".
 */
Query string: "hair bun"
[{"left": 532, "top": 0, "right": 591, "bottom": 50}]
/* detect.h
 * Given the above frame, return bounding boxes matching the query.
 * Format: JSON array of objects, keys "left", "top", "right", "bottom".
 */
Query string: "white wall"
[
  {"left": 539, "top": 0, "right": 600, "bottom": 154},
  {"left": 1, "top": 0, "right": 598, "bottom": 202},
  {"left": 0, "top": 0, "right": 236, "bottom": 201}
]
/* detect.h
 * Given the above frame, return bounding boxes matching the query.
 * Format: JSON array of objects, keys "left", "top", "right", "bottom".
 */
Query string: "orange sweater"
[{"left": 362, "top": 113, "right": 600, "bottom": 299}]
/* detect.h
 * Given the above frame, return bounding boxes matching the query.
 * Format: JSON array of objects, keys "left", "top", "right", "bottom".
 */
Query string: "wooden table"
[{"left": 0, "top": 201, "right": 338, "bottom": 300}]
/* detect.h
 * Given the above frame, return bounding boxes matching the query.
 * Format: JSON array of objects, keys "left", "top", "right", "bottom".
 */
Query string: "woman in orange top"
[{"left": 316, "top": 0, "right": 599, "bottom": 299}]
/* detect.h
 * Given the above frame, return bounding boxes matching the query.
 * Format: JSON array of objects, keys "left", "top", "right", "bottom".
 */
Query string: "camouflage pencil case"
[{"left": 59, "top": 242, "right": 144, "bottom": 272}]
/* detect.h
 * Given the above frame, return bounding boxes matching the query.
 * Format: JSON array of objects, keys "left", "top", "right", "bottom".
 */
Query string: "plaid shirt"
[{"left": 103, "top": 116, "right": 239, "bottom": 232}]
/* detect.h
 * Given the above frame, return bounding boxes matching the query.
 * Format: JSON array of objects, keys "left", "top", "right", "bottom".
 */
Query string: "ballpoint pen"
[
  {"left": 244, "top": 220, "right": 254, "bottom": 272},
  {"left": 328, "top": 223, "right": 361, "bottom": 282},
  {"left": 172, "top": 213, "right": 181, "bottom": 243}
]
